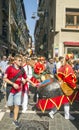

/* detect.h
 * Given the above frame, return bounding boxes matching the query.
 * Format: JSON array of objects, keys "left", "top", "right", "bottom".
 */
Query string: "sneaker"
[
  {"left": 49, "top": 113, "right": 54, "bottom": 119},
  {"left": 10, "top": 111, "right": 14, "bottom": 118},
  {"left": 65, "top": 115, "right": 75, "bottom": 120},
  {"left": 13, "top": 120, "right": 20, "bottom": 127}
]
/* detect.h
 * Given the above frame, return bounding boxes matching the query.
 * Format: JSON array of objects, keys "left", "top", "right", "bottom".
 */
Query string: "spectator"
[
  {"left": 21, "top": 56, "right": 33, "bottom": 113},
  {"left": 0, "top": 55, "right": 8, "bottom": 76},
  {"left": 3, "top": 54, "right": 35, "bottom": 127}
]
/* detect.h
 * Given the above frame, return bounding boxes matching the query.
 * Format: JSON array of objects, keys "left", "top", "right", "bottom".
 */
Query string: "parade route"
[{"left": 0, "top": 91, "right": 79, "bottom": 130}]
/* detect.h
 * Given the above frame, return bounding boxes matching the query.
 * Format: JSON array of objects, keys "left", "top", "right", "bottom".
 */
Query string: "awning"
[{"left": 64, "top": 41, "right": 79, "bottom": 46}]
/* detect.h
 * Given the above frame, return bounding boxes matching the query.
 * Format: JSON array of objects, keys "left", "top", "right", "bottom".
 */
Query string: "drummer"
[
  {"left": 57, "top": 54, "right": 76, "bottom": 120},
  {"left": 35, "top": 54, "right": 77, "bottom": 120}
]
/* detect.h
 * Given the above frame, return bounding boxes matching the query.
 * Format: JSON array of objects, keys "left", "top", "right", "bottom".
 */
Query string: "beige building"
[
  {"left": 35, "top": 0, "right": 79, "bottom": 59},
  {"left": 53, "top": 0, "right": 79, "bottom": 59}
]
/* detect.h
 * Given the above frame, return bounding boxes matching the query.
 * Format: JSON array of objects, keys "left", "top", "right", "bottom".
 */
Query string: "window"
[
  {"left": 77, "top": 16, "right": 79, "bottom": 25},
  {"left": 67, "top": 47, "right": 79, "bottom": 59},
  {"left": 66, "top": 15, "right": 74, "bottom": 25},
  {"left": 65, "top": 8, "right": 79, "bottom": 28},
  {"left": 2, "top": 21, "right": 7, "bottom": 38}
]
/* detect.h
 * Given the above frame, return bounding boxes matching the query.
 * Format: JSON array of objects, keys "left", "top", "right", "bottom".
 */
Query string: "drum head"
[{"left": 38, "top": 80, "right": 63, "bottom": 98}]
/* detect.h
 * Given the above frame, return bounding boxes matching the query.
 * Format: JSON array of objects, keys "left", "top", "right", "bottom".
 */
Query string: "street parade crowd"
[{"left": 0, "top": 53, "right": 79, "bottom": 127}]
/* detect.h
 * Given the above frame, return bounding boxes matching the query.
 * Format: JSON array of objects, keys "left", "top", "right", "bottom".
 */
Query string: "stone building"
[
  {"left": 0, "top": 0, "right": 9, "bottom": 56},
  {"left": 0, "top": 0, "right": 29, "bottom": 57},
  {"left": 16, "top": 0, "right": 29, "bottom": 54},
  {"left": 35, "top": 0, "right": 79, "bottom": 59}
]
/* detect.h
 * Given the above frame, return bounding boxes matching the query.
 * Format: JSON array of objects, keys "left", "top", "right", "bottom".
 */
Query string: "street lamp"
[
  {"left": 31, "top": 13, "right": 36, "bottom": 19},
  {"left": 31, "top": 12, "right": 39, "bottom": 20},
  {"left": 31, "top": 10, "right": 48, "bottom": 20},
  {"left": 50, "top": 26, "right": 54, "bottom": 32}
]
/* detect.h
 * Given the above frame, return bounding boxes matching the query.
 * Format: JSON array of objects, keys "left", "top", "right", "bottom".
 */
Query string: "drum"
[{"left": 38, "top": 78, "right": 63, "bottom": 99}]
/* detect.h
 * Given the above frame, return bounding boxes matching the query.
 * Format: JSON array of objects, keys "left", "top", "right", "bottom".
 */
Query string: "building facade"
[
  {"left": 35, "top": 0, "right": 79, "bottom": 59},
  {"left": 0, "top": 0, "right": 9, "bottom": 56},
  {"left": 0, "top": 0, "right": 29, "bottom": 57},
  {"left": 16, "top": 0, "right": 29, "bottom": 54},
  {"left": 54, "top": 0, "right": 79, "bottom": 59}
]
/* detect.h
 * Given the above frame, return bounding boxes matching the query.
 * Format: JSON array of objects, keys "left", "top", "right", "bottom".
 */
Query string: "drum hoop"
[{"left": 38, "top": 78, "right": 53, "bottom": 89}]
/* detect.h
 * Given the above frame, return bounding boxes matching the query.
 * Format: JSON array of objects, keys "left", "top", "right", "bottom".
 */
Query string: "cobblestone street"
[{"left": 0, "top": 91, "right": 79, "bottom": 130}]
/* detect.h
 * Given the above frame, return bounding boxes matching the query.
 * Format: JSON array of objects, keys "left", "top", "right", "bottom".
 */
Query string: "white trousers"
[
  {"left": 22, "top": 92, "right": 28, "bottom": 111},
  {"left": 64, "top": 103, "right": 70, "bottom": 118},
  {"left": 49, "top": 103, "right": 70, "bottom": 118}
]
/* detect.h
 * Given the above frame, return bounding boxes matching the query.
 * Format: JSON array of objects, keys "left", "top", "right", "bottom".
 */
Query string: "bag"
[{"left": 60, "top": 82, "right": 74, "bottom": 96}]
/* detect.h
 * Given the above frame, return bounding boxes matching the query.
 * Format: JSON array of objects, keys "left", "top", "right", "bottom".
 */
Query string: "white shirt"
[
  {"left": 23, "top": 64, "right": 32, "bottom": 79},
  {"left": 56, "top": 61, "right": 62, "bottom": 70}
]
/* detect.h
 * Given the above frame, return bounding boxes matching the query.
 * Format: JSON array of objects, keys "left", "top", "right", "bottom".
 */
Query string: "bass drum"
[{"left": 38, "top": 78, "right": 63, "bottom": 99}]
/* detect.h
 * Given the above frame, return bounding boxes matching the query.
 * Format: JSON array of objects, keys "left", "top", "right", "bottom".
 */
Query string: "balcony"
[
  {"left": 38, "top": 0, "right": 44, "bottom": 9},
  {"left": 19, "top": 35, "right": 25, "bottom": 45},
  {"left": 11, "top": 40, "right": 17, "bottom": 50},
  {"left": 10, "top": 15, "right": 17, "bottom": 28},
  {"left": 11, "top": 0, "right": 17, "bottom": 11}
]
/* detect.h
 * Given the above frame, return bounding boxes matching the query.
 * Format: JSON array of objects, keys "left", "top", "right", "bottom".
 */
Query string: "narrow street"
[
  {"left": 0, "top": 0, "right": 79, "bottom": 130},
  {"left": 0, "top": 90, "right": 79, "bottom": 130}
]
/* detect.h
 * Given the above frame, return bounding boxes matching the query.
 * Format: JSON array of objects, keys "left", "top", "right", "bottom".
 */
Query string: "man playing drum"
[{"left": 35, "top": 54, "right": 79, "bottom": 120}]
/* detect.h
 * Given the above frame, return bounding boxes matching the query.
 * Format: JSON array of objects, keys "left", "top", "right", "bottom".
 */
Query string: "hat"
[
  {"left": 65, "top": 53, "right": 74, "bottom": 60},
  {"left": 34, "top": 62, "right": 45, "bottom": 74}
]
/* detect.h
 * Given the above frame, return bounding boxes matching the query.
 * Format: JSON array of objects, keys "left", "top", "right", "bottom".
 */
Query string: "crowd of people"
[{"left": 0, "top": 53, "right": 79, "bottom": 127}]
